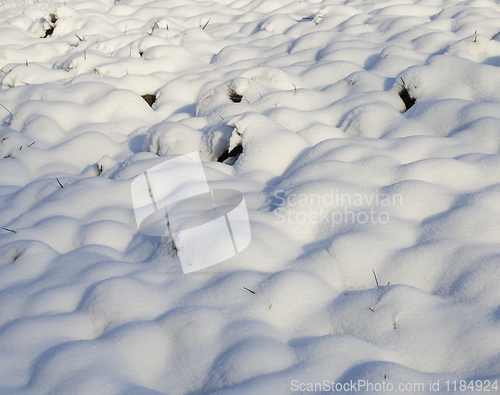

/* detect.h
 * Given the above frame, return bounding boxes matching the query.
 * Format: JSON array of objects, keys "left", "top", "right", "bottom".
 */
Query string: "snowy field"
[{"left": 1, "top": 0, "right": 500, "bottom": 393}]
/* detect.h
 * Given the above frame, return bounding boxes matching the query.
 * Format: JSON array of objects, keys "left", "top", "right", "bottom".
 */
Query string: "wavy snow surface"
[{"left": 1, "top": 0, "right": 500, "bottom": 393}]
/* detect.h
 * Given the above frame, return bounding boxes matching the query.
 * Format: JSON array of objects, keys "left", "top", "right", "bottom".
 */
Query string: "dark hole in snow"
[
  {"left": 11, "top": 250, "right": 22, "bottom": 262},
  {"left": 217, "top": 144, "right": 243, "bottom": 164},
  {"left": 43, "top": 26, "right": 54, "bottom": 38},
  {"left": 142, "top": 94, "right": 156, "bottom": 107},
  {"left": 399, "top": 87, "right": 416, "bottom": 112},
  {"left": 139, "top": 51, "right": 143, "bottom": 57},
  {"left": 229, "top": 89, "right": 242, "bottom": 103},
  {"left": 43, "top": 13, "right": 57, "bottom": 38}
]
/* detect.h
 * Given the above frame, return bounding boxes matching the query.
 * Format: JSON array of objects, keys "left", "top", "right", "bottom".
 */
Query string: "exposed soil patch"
[
  {"left": 43, "top": 13, "right": 57, "bottom": 38},
  {"left": 399, "top": 86, "right": 416, "bottom": 112},
  {"left": 217, "top": 144, "right": 243, "bottom": 164},
  {"left": 142, "top": 94, "right": 156, "bottom": 107},
  {"left": 229, "top": 89, "right": 242, "bottom": 103}
]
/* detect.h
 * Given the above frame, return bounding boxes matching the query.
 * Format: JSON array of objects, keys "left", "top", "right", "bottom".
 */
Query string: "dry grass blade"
[
  {"left": 0, "top": 103, "right": 12, "bottom": 115},
  {"left": 372, "top": 268, "right": 379, "bottom": 286}
]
